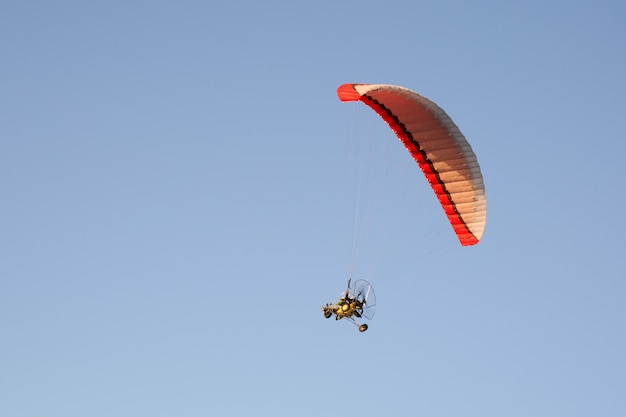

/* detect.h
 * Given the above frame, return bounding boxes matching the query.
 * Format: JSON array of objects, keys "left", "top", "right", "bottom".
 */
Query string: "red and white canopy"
[{"left": 337, "top": 83, "right": 486, "bottom": 246}]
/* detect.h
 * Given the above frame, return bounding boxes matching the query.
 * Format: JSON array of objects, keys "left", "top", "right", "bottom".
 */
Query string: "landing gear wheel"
[
  {"left": 358, "top": 324, "right": 368, "bottom": 332},
  {"left": 324, "top": 310, "right": 332, "bottom": 319}
]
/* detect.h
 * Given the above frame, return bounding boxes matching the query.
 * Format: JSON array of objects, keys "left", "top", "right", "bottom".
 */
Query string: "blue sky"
[{"left": 1, "top": 1, "right": 625, "bottom": 416}]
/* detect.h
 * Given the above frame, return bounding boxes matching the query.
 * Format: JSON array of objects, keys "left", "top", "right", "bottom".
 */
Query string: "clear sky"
[{"left": 2, "top": 1, "right": 625, "bottom": 416}]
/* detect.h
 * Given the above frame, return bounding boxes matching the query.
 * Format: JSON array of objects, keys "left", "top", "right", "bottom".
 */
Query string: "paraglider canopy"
[{"left": 337, "top": 83, "right": 486, "bottom": 246}]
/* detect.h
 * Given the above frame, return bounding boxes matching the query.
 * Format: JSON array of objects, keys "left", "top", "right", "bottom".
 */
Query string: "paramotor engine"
[{"left": 322, "top": 279, "right": 376, "bottom": 332}]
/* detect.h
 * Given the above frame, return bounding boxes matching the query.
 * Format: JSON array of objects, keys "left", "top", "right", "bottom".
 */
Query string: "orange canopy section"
[{"left": 337, "top": 83, "right": 486, "bottom": 246}]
